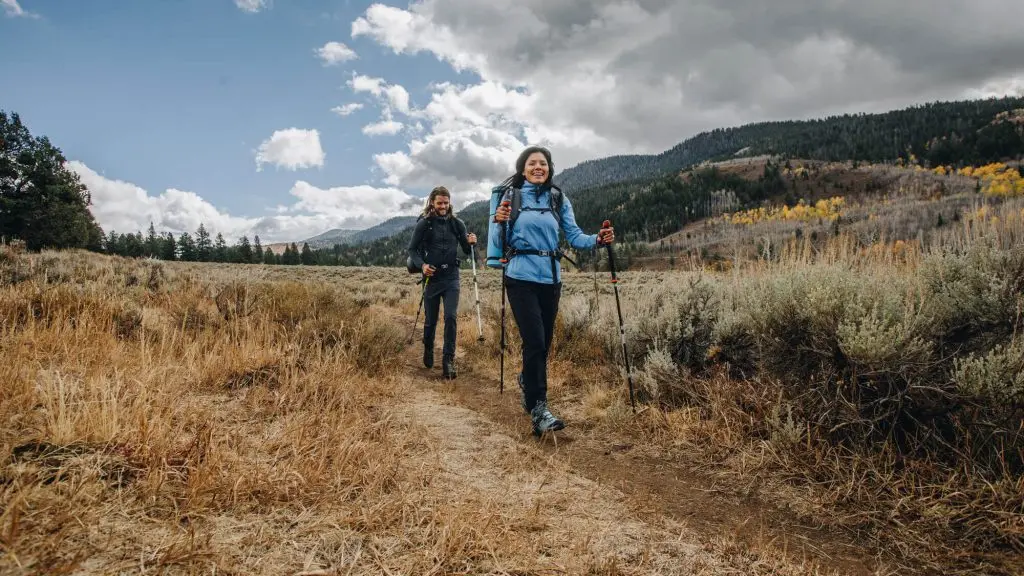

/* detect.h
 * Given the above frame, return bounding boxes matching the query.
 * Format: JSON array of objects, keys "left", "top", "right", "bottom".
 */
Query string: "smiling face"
[
  {"left": 522, "top": 152, "right": 549, "bottom": 185},
  {"left": 431, "top": 192, "right": 450, "bottom": 216}
]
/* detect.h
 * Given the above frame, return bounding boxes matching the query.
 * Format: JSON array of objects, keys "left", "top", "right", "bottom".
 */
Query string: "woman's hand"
[
  {"left": 493, "top": 204, "right": 511, "bottom": 223},
  {"left": 598, "top": 226, "right": 615, "bottom": 245}
]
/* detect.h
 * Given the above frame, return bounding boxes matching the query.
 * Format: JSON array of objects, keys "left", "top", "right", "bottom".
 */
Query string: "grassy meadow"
[
  {"left": 0, "top": 246, "right": 819, "bottom": 575},
  {"left": 1, "top": 161, "right": 1023, "bottom": 575}
]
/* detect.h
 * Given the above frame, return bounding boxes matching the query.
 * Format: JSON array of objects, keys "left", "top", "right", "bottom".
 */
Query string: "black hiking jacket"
[{"left": 407, "top": 214, "right": 471, "bottom": 275}]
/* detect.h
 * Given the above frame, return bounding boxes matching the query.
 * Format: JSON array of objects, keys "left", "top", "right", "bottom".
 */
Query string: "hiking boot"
[
  {"left": 442, "top": 354, "right": 456, "bottom": 379},
  {"left": 530, "top": 401, "right": 564, "bottom": 436},
  {"left": 423, "top": 344, "right": 434, "bottom": 368},
  {"left": 517, "top": 373, "right": 528, "bottom": 413}
]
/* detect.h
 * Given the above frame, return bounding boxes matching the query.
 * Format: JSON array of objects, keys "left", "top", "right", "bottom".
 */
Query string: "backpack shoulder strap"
[
  {"left": 549, "top": 188, "right": 563, "bottom": 227},
  {"left": 508, "top": 187, "right": 523, "bottom": 230},
  {"left": 416, "top": 215, "right": 431, "bottom": 246}
]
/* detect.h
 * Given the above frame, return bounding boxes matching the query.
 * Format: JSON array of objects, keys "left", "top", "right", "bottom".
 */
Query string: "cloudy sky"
[{"left": 2, "top": 0, "right": 1022, "bottom": 243}]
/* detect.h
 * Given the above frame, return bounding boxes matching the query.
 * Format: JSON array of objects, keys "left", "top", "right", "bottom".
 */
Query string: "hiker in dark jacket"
[{"left": 407, "top": 186, "right": 477, "bottom": 379}]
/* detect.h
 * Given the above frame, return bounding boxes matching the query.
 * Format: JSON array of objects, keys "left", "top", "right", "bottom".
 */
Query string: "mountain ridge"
[{"left": 265, "top": 215, "right": 419, "bottom": 254}]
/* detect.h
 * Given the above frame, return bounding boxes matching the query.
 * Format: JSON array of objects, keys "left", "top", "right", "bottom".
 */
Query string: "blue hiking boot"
[{"left": 531, "top": 401, "right": 565, "bottom": 437}]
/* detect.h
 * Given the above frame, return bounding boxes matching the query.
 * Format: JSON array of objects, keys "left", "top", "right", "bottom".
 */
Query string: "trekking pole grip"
[
  {"left": 498, "top": 200, "right": 511, "bottom": 263},
  {"left": 601, "top": 220, "right": 618, "bottom": 283}
]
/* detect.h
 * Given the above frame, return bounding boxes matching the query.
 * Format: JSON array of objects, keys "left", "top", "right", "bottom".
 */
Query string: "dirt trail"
[
  {"left": 401, "top": 386, "right": 725, "bottom": 573},
  {"left": 391, "top": 317, "right": 892, "bottom": 576}
]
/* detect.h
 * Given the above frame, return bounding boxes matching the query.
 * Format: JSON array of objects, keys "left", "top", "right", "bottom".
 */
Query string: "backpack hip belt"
[{"left": 505, "top": 247, "right": 578, "bottom": 282}]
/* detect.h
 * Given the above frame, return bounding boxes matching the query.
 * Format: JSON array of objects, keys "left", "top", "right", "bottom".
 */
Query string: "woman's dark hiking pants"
[
  {"left": 422, "top": 271, "right": 460, "bottom": 359},
  {"left": 504, "top": 276, "right": 562, "bottom": 412}
]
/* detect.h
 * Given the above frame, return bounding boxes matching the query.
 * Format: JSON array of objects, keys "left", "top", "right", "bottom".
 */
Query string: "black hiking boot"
[
  {"left": 530, "top": 401, "right": 565, "bottom": 437},
  {"left": 423, "top": 343, "right": 434, "bottom": 368},
  {"left": 442, "top": 354, "right": 456, "bottom": 379}
]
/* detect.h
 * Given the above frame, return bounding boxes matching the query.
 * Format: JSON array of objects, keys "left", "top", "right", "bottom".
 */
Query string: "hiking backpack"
[
  {"left": 486, "top": 185, "right": 576, "bottom": 274},
  {"left": 500, "top": 185, "right": 564, "bottom": 231},
  {"left": 406, "top": 214, "right": 466, "bottom": 273}
]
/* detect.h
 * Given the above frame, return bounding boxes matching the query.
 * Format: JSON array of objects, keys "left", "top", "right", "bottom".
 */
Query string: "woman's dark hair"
[{"left": 497, "top": 146, "right": 559, "bottom": 192}]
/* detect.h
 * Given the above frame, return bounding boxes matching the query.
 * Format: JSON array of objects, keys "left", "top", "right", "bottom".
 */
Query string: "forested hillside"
[
  {"left": 332, "top": 96, "right": 1024, "bottom": 268},
  {"left": 553, "top": 96, "right": 1024, "bottom": 193}
]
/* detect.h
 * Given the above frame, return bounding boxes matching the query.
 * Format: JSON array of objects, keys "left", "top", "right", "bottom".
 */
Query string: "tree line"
[{"left": 103, "top": 223, "right": 362, "bottom": 266}]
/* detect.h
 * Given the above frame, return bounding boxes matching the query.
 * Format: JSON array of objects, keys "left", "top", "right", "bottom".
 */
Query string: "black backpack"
[{"left": 405, "top": 215, "right": 466, "bottom": 273}]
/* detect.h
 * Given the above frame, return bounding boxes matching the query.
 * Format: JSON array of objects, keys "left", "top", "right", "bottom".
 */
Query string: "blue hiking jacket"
[{"left": 486, "top": 181, "right": 598, "bottom": 284}]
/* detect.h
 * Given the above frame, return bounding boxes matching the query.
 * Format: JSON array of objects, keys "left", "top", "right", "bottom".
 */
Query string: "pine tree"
[
  {"left": 213, "top": 233, "right": 228, "bottom": 262},
  {"left": 300, "top": 242, "right": 315, "bottom": 265},
  {"left": 285, "top": 243, "right": 299, "bottom": 265},
  {"left": 161, "top": 232, "right": 177, "bottom": 260},
  {"left": 195, "top": 224, "right": 212, "bottom": 261},
  {"left": 145, "top": 222, "right": 159, "bottom": 257},
  {"left": 238, "top": 235, "right": 253, "bottom": 263},
  {"left": 252, "top": 234, "right": 263, "bottom": 262},
  {"left": 178, "top": 232, "right": 196, "bottom": 261},
  {"left": 104, "top": 230, "right": 120, "bottom": 255},
  {"left": 0, "top": 110, "right": 105, "bottom": 251}
]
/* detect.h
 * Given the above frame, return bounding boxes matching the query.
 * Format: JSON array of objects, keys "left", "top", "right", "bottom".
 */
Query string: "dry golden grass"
[{"left": 1, "top": 247, "right": 843, "bottom": 575}]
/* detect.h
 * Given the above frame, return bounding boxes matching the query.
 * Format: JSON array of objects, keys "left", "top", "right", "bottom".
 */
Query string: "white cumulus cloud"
[
  {"left": 69, "top": 161, "right": 260, "bottom": 239},
  {"left": 347, "top": 73, "right": 411, "bottom": 114},
  {"left": 362, "top": 108, "right": 404, "bottom": 136},
  {"left": 316, "top": 41, "right": 357, "bottom": 65},
  {"left": 331, "top": 102, "right": 364, "bottom": 116},
  {"left": 3, "top": 0, "right": 38, "bottom": 18},
  {"left": 69, "top": 161, "right": 424, "bottom": 243},
  {"left": 254, "top": 128, "right": 326, "bottom": 172},
  {"left": 233, "top": 0, "right": 268, "bottom": 13}
]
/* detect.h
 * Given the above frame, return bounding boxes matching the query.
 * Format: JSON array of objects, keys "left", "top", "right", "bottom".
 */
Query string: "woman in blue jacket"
[{"left": 488, "top": 146, "right": 614, "bottom": 436}]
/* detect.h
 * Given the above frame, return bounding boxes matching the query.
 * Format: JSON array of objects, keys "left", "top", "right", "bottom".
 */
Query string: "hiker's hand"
[
  {"left": 494, "top": 205, "right": 511, "bottom": 223},
  {"left": 422, "top": 264, "right": 435, "bottom": 276},
  {"left": 467, "top": 232, "right": 477, "bottom": 245},
  {"left": 598, "top": 226, "right": 615, "bottom": 245}
]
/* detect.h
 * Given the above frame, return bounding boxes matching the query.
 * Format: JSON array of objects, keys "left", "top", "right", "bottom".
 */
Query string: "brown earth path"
[{"left": 388, "top": 310, "right": 904, "bottom": 576}]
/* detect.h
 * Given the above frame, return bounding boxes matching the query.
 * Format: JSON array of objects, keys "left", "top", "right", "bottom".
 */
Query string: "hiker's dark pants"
[
  {"left": 505, "top": 277, "right": 561, "bottom": 412},
  {"left": 422, "top": 271, "right": 460, "bottom": 359}
]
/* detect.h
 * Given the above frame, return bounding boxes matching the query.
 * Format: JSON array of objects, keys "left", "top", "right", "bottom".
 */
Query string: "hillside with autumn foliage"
[{"left": 317, "top": 96, "right": 1024, "bottom": 269}]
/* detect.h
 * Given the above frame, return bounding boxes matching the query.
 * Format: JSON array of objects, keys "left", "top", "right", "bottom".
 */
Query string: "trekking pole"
[
  {"left": 408, "top": 275, "right": 429, "bottom": 345},
  {"left": 498, "top": 196, "right": 512, "bottom": 394},
  {"left": 601, "top": 220, "right": 636, "bottom": 412},
  {"left": 469, "top": 243, "right": 484, "bottom": 342}
]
